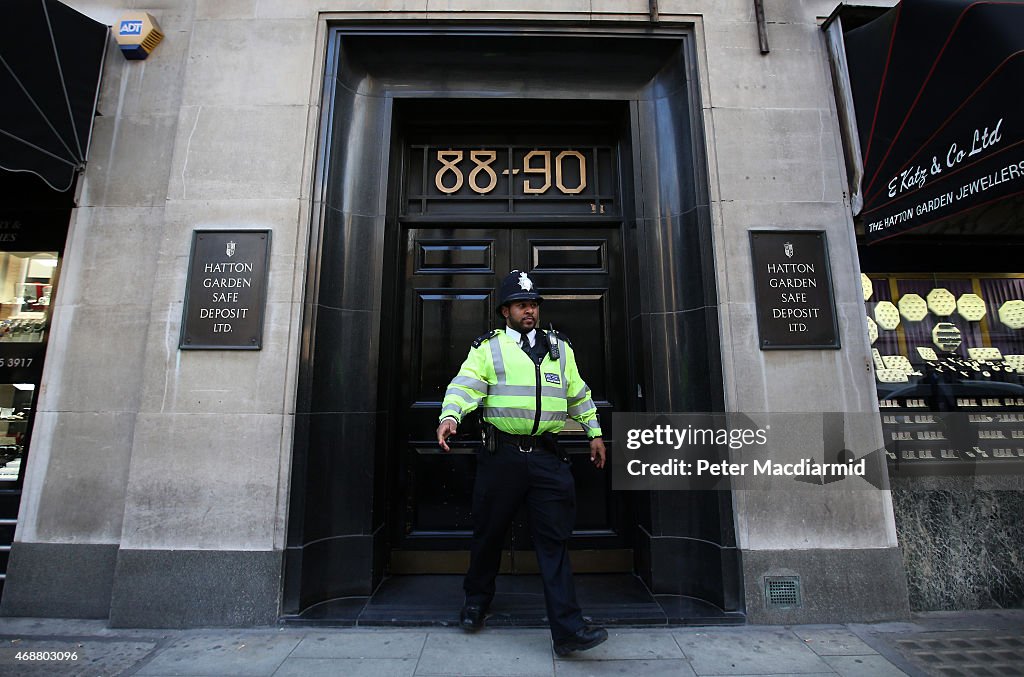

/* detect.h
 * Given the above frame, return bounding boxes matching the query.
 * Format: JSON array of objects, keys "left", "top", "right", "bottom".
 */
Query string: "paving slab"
[
  {"left": 272, "top": 656, "right": 418, "bottom": 677},
  {"left": 0, "top": 609, "right": 1014, "bottom": 677},
  {"left": 416, "top": 630, "right": 555, "bottom": 676},
  {"left": 134, "top": 631, "right": 302, "bottom": 676},
  {"left": 552, "top": 630, "right": 684, "bottom": 661},
  {"left": 889, "top": 630, "right": 1024, "bottom": 676},
  {"left": 291, "top": 631, "right": 427, "bottom": 658},
  {"left": 792, "top": 626, "right": 879, "bottom": 656},
  {"left": 554, "top": 658, "right": 698, "bottom": 676},
  {"left": 674, "top": 628, "right": 834, "bottom": 675},
  {"left": 820, "top": 654, "right": 909, "bottom": 677},
  {"left": 0, "top": 618, "right": 139, "bottom": 636}
]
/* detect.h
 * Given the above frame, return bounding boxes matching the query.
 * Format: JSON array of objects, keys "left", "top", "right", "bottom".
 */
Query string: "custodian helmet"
[{"left": 496, "top": 270, "right": 543, "bottom": 316}]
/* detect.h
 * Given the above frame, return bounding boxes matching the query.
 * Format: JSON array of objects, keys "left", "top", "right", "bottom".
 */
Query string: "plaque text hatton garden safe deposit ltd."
[
  {"left": 180, "top": 230, "right": 271, "bottom": 350},
  {"left": 749, "top": 230, "right": 840, "bottom": 350}
]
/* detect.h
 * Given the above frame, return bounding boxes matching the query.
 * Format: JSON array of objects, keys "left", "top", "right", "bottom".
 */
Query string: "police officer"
[{"left": 435, "top": 270, "right": 608, "bottom": 656}]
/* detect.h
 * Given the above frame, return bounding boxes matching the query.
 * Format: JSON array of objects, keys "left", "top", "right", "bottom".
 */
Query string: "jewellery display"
[
  {"left": 926, "top": 287, "right": 957, "bottom": 316},
  {"left": 882, "top": 354, "right": 916, "bottom": 374},
  {"left": 861, "top": 273, "right": 873, "bottom": 301},
  {"left": 865, "top": 275, "right": 1024, "bottom": 475},
  {"left": 866, "top": 315, "right": 878, "bottom": 344},
  {"left": 931, "top": 322, "right": 963, "bottom": 352},
  {"left": 898, "top": 293, "right": 928, "bottom": 322},
  {"left": 876, "top": 368, "right": 909, "bottom": 383},
  {"left": 956, "top": 293, "right": 987, "bottom": 321},
  {"left": 968, "top": 347, "right": 1004, "bottom": 363},
  {"left": 0, "top": 319, "right": 48, "bottom": 342},
  {"left": 874, "top": 301, "right": 901, "bottom": 330},
  {"left": 998, "top": 299, "right": 1024, "bottom": 330}
]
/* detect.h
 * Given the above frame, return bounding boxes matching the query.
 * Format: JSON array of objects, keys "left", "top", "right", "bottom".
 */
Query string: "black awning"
[
  {"left": 0, "top": 0, "right": 108, "bottom": 192},
  {"left": 842, "top": 0, "right": 1024, "bottom": 242}
]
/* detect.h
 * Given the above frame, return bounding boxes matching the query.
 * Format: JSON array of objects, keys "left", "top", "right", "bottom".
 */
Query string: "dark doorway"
[
  {"left": 391, "top": 225, "right": 631, "bottom": 574},
  {"left": 283, "top": 29, "right": 742, "bottom": 625}
]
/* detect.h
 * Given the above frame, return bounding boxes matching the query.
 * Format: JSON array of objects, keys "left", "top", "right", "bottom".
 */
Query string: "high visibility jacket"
[{"left": 440, "top": 330, "right": 602, "bottom": 438}]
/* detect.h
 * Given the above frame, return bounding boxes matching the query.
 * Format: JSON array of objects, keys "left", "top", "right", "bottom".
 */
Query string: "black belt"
[{"left": 492, "top": 428, "right": 557, "bottom": 453}]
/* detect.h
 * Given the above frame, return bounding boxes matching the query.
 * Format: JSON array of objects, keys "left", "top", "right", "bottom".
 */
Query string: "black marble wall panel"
[
  {"left": 628, "top": 39, "right": 737, "bottom": 611},
  {"left": 892, "top": 483, "right": 1024, "bottom": 610},
  {"left": 648, "top": 532, "right": 741, "bottom": 612},
  {"left": 287, "top": 34, "right": 393, "bottom": 613}
]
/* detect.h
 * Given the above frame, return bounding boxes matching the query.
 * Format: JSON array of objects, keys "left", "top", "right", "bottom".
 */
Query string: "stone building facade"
[{"left": 0, "top": 0, "right": 914, "bottom": 627}]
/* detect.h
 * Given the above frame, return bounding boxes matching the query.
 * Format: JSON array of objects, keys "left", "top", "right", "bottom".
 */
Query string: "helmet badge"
[{"left": 518, "top": 272, "right": 534, "bottom": 291}]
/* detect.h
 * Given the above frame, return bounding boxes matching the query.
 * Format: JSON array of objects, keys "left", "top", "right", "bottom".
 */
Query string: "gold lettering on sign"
[
  {"left": 435, "top": 150, "right": 464, "bottom": 194},
  {"left": 433, "top": 147, "right": 590, "bottom": 196},
  {"left": 555, "top": 150, "right": 586, "bottom": 194},
  {"left": 468, "top": 150, "right": 498, "bottom": 194},
  {"left": 523, "top": 150, "right": 552, "bottom": 194}
]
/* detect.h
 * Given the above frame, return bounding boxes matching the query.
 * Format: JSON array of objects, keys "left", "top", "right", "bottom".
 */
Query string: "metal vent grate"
[{"left": 764, "top": 576, "right": 801, "bottom": 609}]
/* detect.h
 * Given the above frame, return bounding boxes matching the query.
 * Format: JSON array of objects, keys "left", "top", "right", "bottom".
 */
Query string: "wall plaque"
[
  {"left": 750, "top": 230, "right": 840, "bottom": 350},
  {"left": 180, "top": 229, "right": 271, "bottom": 350}
]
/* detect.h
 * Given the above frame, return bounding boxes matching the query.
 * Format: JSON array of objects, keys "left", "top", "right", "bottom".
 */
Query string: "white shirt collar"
[{"left": 505, "top": 325, "right": 537, "bottom": 347}]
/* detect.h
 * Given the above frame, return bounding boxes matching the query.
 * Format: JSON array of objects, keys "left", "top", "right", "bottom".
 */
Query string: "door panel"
[
  {"left": 392, "top": 226, "right": 628, "bottom": 569},
  {"left": 398, "top": 229, "right": 506, "bottom": 549},
  {"left": 510, "top": 230, "right": 628, "bottom": 550}
]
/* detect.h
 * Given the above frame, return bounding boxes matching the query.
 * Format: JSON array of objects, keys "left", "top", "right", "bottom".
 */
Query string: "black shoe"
[
  {"left": 459, "top": 604, "right": 486, "bottom": 631},
  {"left": 553, "top": 625, "right": 608, "bottom": 656}
]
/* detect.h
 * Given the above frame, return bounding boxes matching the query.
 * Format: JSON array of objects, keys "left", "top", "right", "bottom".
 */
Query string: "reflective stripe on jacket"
[{"left": 440, "top": 330, "right": 602, "bottom": 438}]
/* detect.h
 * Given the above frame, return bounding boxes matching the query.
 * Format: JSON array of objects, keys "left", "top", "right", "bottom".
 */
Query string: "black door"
[{"left": 391, "top": 225, "right": 630, "bottom": 573}]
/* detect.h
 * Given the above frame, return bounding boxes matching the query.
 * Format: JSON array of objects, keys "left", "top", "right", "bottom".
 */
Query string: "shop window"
[
  {"left": 0, "top": 384, "right": 32, "bottom": 482},
  {"left": 0, "top": 250, "right": 58, "bottom": 486},
  {"left": 0, "top": 252, "right": 57, "bottom": 342},
  {"left": 864, "top": 273, "right": 1024, "bottom": 472}
]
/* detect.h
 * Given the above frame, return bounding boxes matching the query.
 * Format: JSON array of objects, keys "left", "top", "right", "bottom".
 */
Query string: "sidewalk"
[{"left": 0, "top": 609, "right": 1021, "bottom": 677}]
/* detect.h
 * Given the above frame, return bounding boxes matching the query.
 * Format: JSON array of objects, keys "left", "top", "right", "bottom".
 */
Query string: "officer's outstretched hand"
[
  {"left": 437, "top": 418, "right": 458, "bottom": 452},
  {"left": 590, "top": 437, "right": 606, "bottom": 469}
]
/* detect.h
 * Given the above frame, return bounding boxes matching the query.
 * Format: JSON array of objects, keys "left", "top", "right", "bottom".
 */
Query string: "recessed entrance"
[
  {"left": 387, "top": 103, "right": 633, "bottom": 576},
  {"left": 284, "top": 29, "right": 743, "bottom": 625}
]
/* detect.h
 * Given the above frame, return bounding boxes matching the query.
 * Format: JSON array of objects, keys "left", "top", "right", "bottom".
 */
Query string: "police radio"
[{"left": 547, "top": 324, "right": 560, "bottom": 361}]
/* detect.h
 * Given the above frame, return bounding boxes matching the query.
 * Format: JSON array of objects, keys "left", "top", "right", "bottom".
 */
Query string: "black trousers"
[{"left": 463, "top": 440, "right": 585, "bottom": 641}]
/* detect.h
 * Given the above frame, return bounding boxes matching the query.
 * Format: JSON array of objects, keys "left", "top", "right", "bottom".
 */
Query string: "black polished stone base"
[
  {"left": 282, "top": 574, "right": 745, "bottom": 627},
  {"left": 1, "top": 542, "right": 118, "bottom": 619}
]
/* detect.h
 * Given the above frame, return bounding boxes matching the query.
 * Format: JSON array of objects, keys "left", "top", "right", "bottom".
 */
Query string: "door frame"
[{"left": 283, "top": 25, "right": 741, "bottom": 620}]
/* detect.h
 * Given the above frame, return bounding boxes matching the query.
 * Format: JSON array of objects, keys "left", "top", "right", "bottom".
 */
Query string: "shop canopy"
[
  {"left": 831, "top": 0, "right": 1024, "bottom": 243},
  {"left": 0, "top": 0, "right": 108, "bottom": 192}
]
